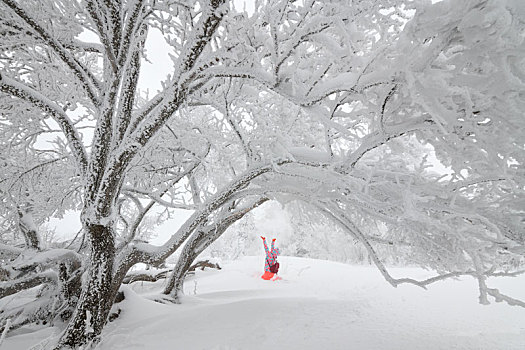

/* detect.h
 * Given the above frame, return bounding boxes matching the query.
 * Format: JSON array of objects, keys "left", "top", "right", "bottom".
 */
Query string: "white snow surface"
[{"left": 4, "top": 256, "right": 525, "bottom": 350}]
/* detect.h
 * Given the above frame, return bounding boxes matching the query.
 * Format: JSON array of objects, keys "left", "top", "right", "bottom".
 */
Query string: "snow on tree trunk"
[
  {"left": 164, "top": 230, "right": 204, "bottom": 299},
  {"left": 17, "top": 207, "right": 40, "bottom": 250},
  {"left": 56, "top": 223, "right": 116, "bottom": 348}
]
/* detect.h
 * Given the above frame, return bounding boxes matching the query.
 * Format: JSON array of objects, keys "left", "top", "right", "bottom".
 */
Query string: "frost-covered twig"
[
  {"left": 121, "top": 188, "right": 196, "bottom": 210},
  {"left": 0, "top": 0, "right": 100, "bottom": 105},
  {"left": 0, "top": 74, "right": 88, "bottom": 175},
  {"left": 343, "top": 116, "right": 436, "bottom": 169},
  {"left": 129, "top": 192, "right": 196, "bottom": 210},
  {"left": 0, "top": 318, "right": 11, "bottom": 347},
  {"left": 490, "top": 270, "right": 525, "bottom": 277}
]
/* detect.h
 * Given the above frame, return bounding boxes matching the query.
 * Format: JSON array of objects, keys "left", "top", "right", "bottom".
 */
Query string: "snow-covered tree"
[{"left": 1, "top": 0, "right": 524, "bottom": 348}]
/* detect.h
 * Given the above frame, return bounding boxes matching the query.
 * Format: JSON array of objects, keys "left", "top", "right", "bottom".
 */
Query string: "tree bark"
[
  {"left": 56, "top": 223, "right": 116, "bottom": 349},
  {"left": 164, "top": 227, "right": 209, "bottom": 299},
  {"left": 0, "top": 272, "right": 56, "bottom": 299},
  {"left": 17, "top": 207, "right": 40, "bottom": 250}
]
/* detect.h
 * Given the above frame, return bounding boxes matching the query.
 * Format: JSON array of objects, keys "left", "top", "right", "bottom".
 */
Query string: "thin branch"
[
  {"left": 1, "top": 0, "right": 100, "bottom": 106},
  {"left": 0, "top": 74, "right": 88, "bottom": 176},
  {"left": 116, "top": 23, "right": 148, "bottom": 142},
  {"left": 118, "top": 0, "right": 146, "bottom": 67},
  {"left": 223, "top": 84, "right": 253, "bottom": 163},
  {"left": 194, "top": 67, "right": 391, "bottom": 108},
  {"left": 343, "top": 116, "right": 436, "bottom": 169},
  {"left": 84, "top": 0, "right": 118, "bottom": 73},
  {"left": 61, "top": 39, "right": 104, "bottom": 53},
  {"left": 122, "top": 188, "right": 196, "bottom": 209},
  {"left": 8, "top": 157, "right": 67, "bottom": 185},
  {"left": 380, "top": 84, "right": 397, "bottom": 132}
]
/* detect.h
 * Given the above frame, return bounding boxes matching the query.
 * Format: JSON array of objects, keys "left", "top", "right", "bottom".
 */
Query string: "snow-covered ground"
[{"left": 4, "top": 256, "right": 525, "bottom": 349}]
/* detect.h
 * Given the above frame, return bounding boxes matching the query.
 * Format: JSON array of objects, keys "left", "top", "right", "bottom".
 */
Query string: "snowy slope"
[{"left": 4, "top": 256, "right": 525, "bottom": 350}]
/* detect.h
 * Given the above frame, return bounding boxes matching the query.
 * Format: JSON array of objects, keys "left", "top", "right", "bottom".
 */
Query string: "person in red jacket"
[{"left": 261, "top": 236, "right": 280, "bottom": 280}]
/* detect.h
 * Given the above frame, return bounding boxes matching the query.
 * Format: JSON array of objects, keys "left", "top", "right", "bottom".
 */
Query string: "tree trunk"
[
  {"left": 56, "top": 223, "right": 116, "bottom": 349},
  {"left": 57, "top": 259, "right": 83, "bottom": 322},
  {"left": 164, "top": 228, "right": 206, "bottom": 299},
  {"left": 17, "top": 207, "right": 40, "bottom": 250}
]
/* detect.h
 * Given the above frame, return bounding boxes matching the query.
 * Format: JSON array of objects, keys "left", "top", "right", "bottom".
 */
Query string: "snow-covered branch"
[
  {"left": 0, "top": 74, "right": 88, "bottom": 175},
  {"left": 343, "top": 116, "right": 436, "bottom": 169},
  {"left": 117, "top": 0, "right": 147, "bottom": 67},
  {"left": 10, "top": 249, "right": 81, "bottom": 272},
  {"left": 121, "top": 188, "right": 196, "bottom": 210},
  {"left": 486, "top": 288, "right": 525, "bottom": 308},
  {"left": 83, "top": 0, "right": 120, "bottom": 72},
  {"left": 0, "top": 0, "right": 100, "bottom": 105},
  {"left": 195, "top": 65, "right": 393, "bottom": 109},
  {"left": 0, "top": 270, "right": 57, "bottom": 298},
  {"left": 318, "top": 202, "right": 525, "bottom": 307},
  {"left": 0, "top": 243, "right": 23, "bottom": 258},
  {"left": 116, "top": 23, "right": 147, "bottom": 142}
]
